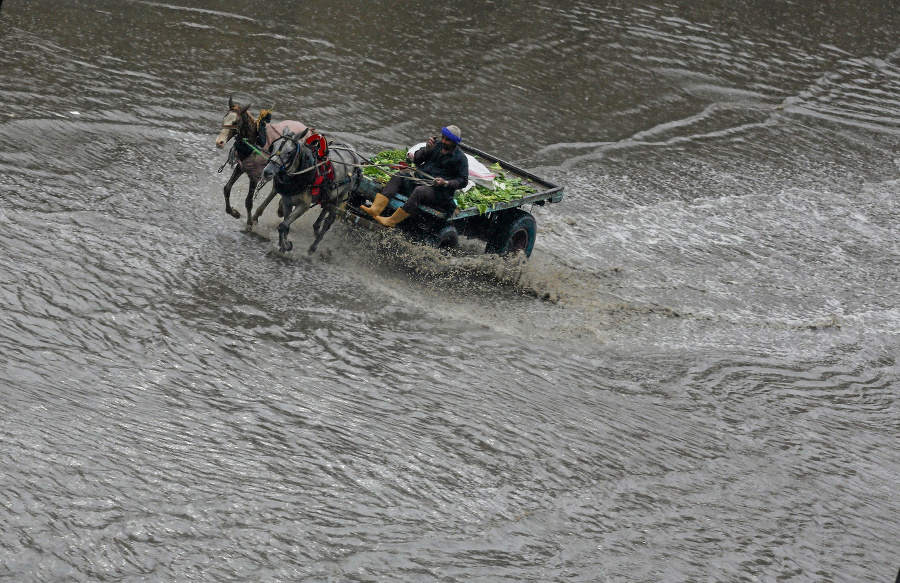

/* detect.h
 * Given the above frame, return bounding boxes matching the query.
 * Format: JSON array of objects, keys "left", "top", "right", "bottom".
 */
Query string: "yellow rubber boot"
[
  {"left": 375, "top": 207, "right": 410, "bottom": 228},
  {"left": 361, "top": 194, "right": 390, "bottom": 218}
]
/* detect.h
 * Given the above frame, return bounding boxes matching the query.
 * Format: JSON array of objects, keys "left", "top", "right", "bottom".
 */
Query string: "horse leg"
[
  {"left": 308, "top": 207, "right": 333, "bottom": 254},
  {"left": 309, "top": 193, "right": 347, "bottom": 254},
  {"left": 312, "top": 206, "right": 328, "bottom": 238},
  {"left": 277, "top": 198, "right": 294, "bottom": 252},
  {"left": 223, "top": 166, "right": 243, "bottom": 219},
  {"left": 277, "top": 193, "right": 312, "bottom": 253},
  {"left": 250, "top": 185, "right": 278, "bottom": 225},
  {"left": 244, "top": 177, "right": 257, "bottom": 226}
]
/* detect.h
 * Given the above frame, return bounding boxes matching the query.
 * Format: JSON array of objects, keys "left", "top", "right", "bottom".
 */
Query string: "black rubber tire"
[
  {"left": 431, "top": 224, "right": 459, "bottom": 249},
  {"left": 485, "top": 210, "right": 537, "bottom": 258}
]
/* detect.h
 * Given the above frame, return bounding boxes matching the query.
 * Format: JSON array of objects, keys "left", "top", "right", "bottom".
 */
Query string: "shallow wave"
[{"left": 3, "top": 1, "right": 900, "bottom": 581}]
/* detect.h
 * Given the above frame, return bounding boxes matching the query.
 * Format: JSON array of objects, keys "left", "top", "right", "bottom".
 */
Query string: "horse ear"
[
  {"left": 228, "top": 95, "right": 235, "bottom": 110},
  {"left": 239, "top": 103, "right": 251, "bottom": 117}
]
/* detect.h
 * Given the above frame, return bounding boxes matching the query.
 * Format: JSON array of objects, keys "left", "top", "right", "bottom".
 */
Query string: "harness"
[
  {"left": 234, "top": 138, "right": 256, "bottom": 158},
  {"left": 304, "top": 132, "right": 334, "bottom": 205},
  {"left": 217, "top": 110, "right": 267, "bottom": 173}
]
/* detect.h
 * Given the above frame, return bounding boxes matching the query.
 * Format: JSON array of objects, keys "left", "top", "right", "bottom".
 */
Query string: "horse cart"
[
  {"left": 215, "top": 100, "right": 563, "bottom": 257},
  {"left": 344, "top": 143, "right": 564, "bottom": 258}
]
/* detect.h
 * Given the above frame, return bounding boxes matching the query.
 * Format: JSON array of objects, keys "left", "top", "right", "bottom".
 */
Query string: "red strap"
[
  {"left": 305, "top": 133, "right": 327, "bottom": 157},
  {"left": 304, "top": 132, "right": 334, "bottom": 205}
]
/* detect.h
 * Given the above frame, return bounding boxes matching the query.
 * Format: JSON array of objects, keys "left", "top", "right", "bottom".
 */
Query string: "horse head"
[
  {"left": 262, "top": 131, "right": 315, "bottom": 187},
  {"left": 216, "top": 97, "right": 253, "bottom": 149}
]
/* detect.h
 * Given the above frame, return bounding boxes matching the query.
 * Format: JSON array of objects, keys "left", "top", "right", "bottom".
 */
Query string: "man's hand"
[{"left": 434, "top": 177, "right": 448, "bottom": 187}]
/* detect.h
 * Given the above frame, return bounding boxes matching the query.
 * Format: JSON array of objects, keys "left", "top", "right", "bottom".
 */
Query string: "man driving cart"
[{"left": 361, "top": 125, "right": 468, "bottom": 228}]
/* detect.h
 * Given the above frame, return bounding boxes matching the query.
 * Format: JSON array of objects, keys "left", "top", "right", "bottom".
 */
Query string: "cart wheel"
[
  {"left": 486, "top": 210, "right": 536, "bottom": 258},
  {"left": 431, "top": 224, "right": 459, "bottom": 250}
]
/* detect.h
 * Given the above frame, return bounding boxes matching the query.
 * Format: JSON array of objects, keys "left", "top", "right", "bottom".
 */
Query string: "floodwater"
[{"left": 1, "top": 1, "right": 899, "bottom": 581}]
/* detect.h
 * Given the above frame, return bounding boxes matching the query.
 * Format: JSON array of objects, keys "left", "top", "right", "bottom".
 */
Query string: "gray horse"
[{"left": 261, "top": 130, "right": 364, "bottom": 253}]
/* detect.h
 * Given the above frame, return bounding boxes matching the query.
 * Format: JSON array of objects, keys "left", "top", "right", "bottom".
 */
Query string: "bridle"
[
  {"left": 270, "top": 136, "right": 305, "bottom": 176},
  {"left": 223, "top": 109, "right": 257, "bottom": 136},
  {"left": 220, "top": 110, "right": 239, "bottom": 141},
  {"left": 264, "top": 134, "right": 332, "bottom": 197}
]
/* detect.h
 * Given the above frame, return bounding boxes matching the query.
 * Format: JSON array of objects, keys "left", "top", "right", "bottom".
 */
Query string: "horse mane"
[
  {"left": 235, "top": 107, "right": 275, "bottom": 143},
  {"left": 238, "top": 108, "right": 257, "bottom": 133}
]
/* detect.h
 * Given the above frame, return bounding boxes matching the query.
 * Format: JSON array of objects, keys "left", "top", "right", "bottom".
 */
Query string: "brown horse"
[
  {"left": 216, "top": 98, "right": 311, "bottom": 225},
  {"left": 215, "top": 97, "right": 270, "bottom": 224}
]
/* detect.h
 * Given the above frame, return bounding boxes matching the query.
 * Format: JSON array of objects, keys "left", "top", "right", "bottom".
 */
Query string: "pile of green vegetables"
[
  {"left": 362, "top": 148, "right": 409, "bottom": 183},
  {"left": 364, "top": 149, "right": 537, "bottom": 214},
  {"left": 455, "top": 163, "right": 537, "bottom": 214}
]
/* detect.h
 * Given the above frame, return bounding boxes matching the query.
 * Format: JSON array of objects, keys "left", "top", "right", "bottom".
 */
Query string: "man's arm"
[
  {"left": 443, "top": 154, "right": 468, "bottom": 190},
  {"left": 412, "top": 139, "right": 439, "bottom": 164}
]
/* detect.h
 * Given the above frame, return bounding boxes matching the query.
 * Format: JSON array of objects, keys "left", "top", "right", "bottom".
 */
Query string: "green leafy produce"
[
  {"left": 363, "top": 148, "right": 408, "bottom": 183},
  {"left": 363, "top": 153, "right": 538, "bottom": 213},
  {"left": 454, "top": 163, "right": 537, "bottom": 213}
]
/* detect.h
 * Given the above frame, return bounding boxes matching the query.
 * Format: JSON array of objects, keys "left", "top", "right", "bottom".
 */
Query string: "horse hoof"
[
  {"left": 280, "top": 242, "right": 293, "bottom": 253},
  {"left": 228, "top": 208, "right": 241, "bottom": 219}
]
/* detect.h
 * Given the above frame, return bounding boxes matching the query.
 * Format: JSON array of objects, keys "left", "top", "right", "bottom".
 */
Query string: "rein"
[
  {"left": 218, "top": 107, "right": 262, "bottom": 171},
  {"left": 241, "top": 138, "right": 269, "bottom": 160},
  {"left": 328, "top": 145, "right": 437, "bottom": 186},
  {"left": 288, "top": 160, "right": 328, "bottom": 177}
]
